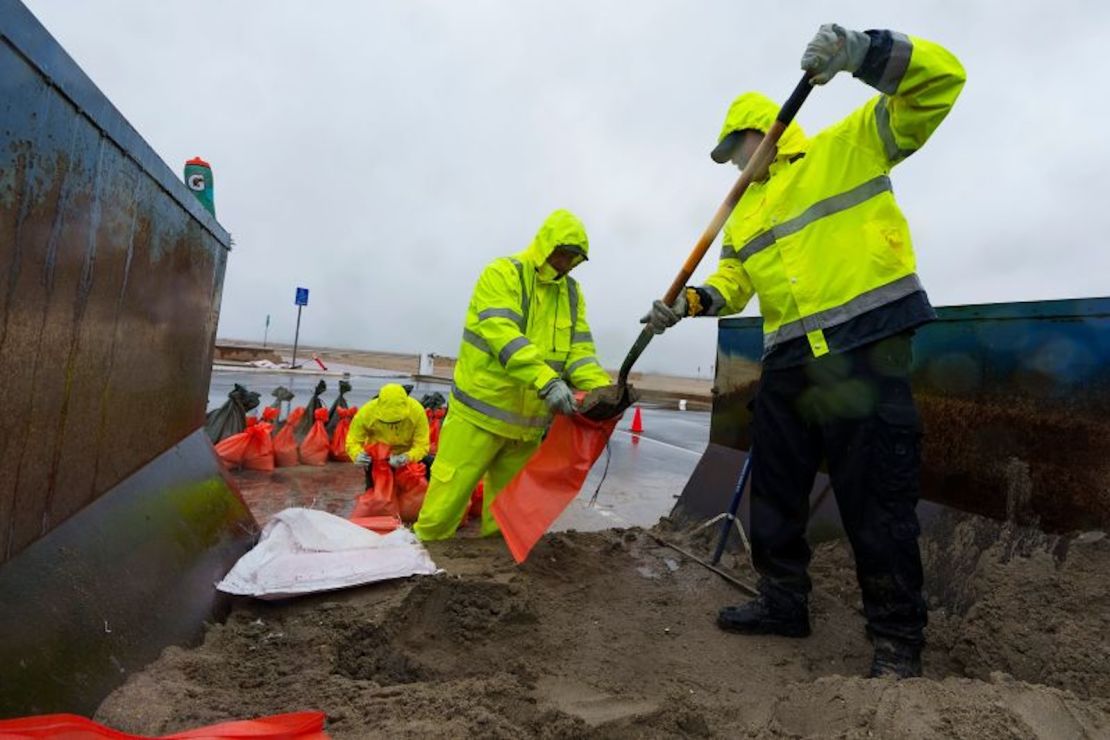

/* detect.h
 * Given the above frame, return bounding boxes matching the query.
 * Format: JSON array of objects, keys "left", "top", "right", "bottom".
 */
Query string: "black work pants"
[
  {"left": 750, "top": 332, "right": 927, "bottom": 645},
  {"left": 364, "top": 454, "right": 435, "bottom": 489}
]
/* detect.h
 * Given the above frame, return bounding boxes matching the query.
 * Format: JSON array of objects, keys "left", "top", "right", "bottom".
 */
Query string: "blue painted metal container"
[{"left": 698, "top": 297, "right": 1110, "bottom": 532}]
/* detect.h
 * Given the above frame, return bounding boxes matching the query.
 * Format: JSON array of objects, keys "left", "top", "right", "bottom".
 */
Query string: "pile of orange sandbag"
[
  {"left": 348, "top": 442, "right": 429, "bottom": 532},
  {"left": 214, "top": 381, "right": 361, "bottom": 474}
]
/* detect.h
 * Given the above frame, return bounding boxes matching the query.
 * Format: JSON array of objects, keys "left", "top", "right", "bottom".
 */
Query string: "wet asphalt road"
[
  {"left": 209, "top": 365, "right": 709, "bottom": 532},
  {"left": 208, "top": 364, "right": 442, "bottom": 410}
]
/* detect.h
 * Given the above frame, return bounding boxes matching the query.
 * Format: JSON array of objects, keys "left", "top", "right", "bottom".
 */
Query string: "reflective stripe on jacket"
[
  {"left": 705, "top": 31, "right": 966, "bottom": 358},
  {"left": 451, "top": 209, "right": 612, "bottom": 440}
]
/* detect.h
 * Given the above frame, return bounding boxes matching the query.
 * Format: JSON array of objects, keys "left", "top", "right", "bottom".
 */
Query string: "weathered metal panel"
[
  {"left": 700, "top": 297, "right": 1110, "bottom": 532},
  {"left": 0, "top": 0, "right": 230, "bottom": 563},
  {"left": 0, "top": 429, "right": 258, "bottom": 717}
]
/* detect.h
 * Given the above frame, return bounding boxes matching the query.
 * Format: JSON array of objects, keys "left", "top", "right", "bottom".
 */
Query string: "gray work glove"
[
  {"left": 355, "top": 452, "right": 372, "bottom": 466},
  {"left": 640, "top": 292, "right": 688, "bottom": 335},
  {"left": 800, "top": 23, "right": 870, "bottom": 85},
  {"left": 388, "top": 453, "right": 410, "bottom": 468},
  {"left": 540, "top": 378, "right": 577, "bottom": 415}
]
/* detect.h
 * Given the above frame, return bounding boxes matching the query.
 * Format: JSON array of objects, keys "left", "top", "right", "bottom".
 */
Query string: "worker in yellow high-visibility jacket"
[
  {"left": 346, "top": 383, "right": 431, "bottom": 488},
  {"left": 645, "top": 24, "right": 965, "bottom": 679},
  {"left": 414, "top": 209, "right": 611, "bottom": 541}
]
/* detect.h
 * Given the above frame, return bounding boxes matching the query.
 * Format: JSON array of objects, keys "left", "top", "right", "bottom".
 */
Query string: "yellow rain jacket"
[
  {"left": 450, "top": 209, "right": 612, "bottom": 440},
  {"left": 701, "top": 31, "right": 966, "bottom": 361},
  {"left": 345, "top": 384, "right": 430, "bottom": 462}
]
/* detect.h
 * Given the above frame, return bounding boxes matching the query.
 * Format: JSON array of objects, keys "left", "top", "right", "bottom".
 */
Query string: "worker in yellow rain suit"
[
  {"left": 414, "top": 209, "right": 612, "bottom": 541},
  {"left": 645, "top": 25, "right": 965, "bottom": 678},
  {"left": 346, "top": 383, "right": 431, "bottom": 488}
]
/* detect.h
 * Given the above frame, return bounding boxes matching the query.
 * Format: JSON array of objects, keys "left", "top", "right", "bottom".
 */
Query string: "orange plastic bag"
[
  {"left": 272, "top": 422, "right": 299, "bottom": 467},
  {"left": 492, "top": 412, "right": 619, "bottom": 563},
  {"left": 349, "top": 515, "right": 402, "bottom": 533},
  {"left": 349, "top": 442, "right": 399, "bottom": 518},
  {"left": 272, "top": 406, "right": 303, "bottom": 467},
  {"left": 298, "top": 408, "right": 331, "bottom": 466},
  {"left": 394, "top": 461, "right": 428, "bottom": 523},
  {"left": 283, "top": 405, "right": 306, "bottom": 432},
  {"left": 0, "top": 710, "right": 328, "bottom": 739},
  {"left": 214, "top": 418, "right": 275, "bottom": 472},
  {"left": 460, "top": 481, "right": 483, "bottom": 526},
  {"left": 243, "top": 419, "right": 275, "bottom": 472},
  {"left": 329, "top": 406, "right": 358, "bottom": 462},
  {"left": 426, "top": 408, "right": 446, "bottom": 454},
  {"left": 214, "top": 424, "right": 252, "bottom": 468}
]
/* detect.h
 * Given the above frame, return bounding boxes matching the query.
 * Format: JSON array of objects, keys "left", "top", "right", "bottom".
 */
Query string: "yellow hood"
[
  {"left": 376, "top": 383, "right": 409, "bottom": 423},
  {"left": 518, "top": 209, "right": 589, "bottom": 270},
  {"left": 716, "top": 91, "right": 809, "bottom": 162}
]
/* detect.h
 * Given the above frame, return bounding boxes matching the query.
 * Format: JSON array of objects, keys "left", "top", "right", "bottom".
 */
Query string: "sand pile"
[{"left": 97, "top": 515, "right": 1110, "bottom": 738}]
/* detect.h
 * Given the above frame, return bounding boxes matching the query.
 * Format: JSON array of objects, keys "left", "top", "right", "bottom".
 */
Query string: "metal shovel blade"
[{"left": 579, "top": 383, "right": 640, "bottom": 421}]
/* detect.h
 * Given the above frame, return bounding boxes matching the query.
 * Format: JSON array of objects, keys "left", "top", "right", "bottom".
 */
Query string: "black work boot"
[
  {"left": 868, "top": 636, "right": 922, "bottom": 679},
  {"left": 717, "top": 594, "right": 811, "bottom": 638}
]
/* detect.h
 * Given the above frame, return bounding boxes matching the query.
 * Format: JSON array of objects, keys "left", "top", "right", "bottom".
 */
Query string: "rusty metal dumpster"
[{"left": 0, "top": 0, "right": 256, "bottom": 716}]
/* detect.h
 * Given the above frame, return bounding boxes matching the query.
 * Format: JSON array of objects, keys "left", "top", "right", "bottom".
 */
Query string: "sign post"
[
  {"left": 291, "top": 287, "right": 309, "bottom": 369},
  {"left": 263, "top": 314, "right": 270, "bottom": 348}
]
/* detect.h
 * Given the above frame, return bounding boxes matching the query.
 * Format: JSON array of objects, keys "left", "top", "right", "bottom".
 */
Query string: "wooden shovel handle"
[
  {"left": 617, "top": 75, "right": 814, "bottom": 386},
  {"left": 661, "top": 74, "right": 814, "bottom": 305}
]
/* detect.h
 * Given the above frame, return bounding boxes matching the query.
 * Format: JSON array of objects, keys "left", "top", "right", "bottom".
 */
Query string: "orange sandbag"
[
  {"left": 394, "top": 461, "right": 428, "bottom": 523},
  {"left": 214, "top": 418, "right": 275, "bottom": 472},
  {"left": 0, "top": 710, "right": 328, "bottom": 739},
  {"left": 272, "top": 421, "right": 299, "bottom": 467},
  {"left": 349, "top": 442, "right": 399, "bottom": 518},
  {"left": 492, "top": 412, "right": 619, "bottom": 563},
  {"left": 214, "top": 425, "right": 251, "bottom": 467},
  {"left": 329, "top": 406, "right": 358, "bottom": 462},
  {"left": 243, "top": 419, "right": 275, "bottom": 472},
  {"left": 427, "top": 408, "right": 445, "bottom": 454},
  {"left": 460, "top": 481, "right": 483, "bottom": 525},
  {"left": 286, "top": 405, "right": 306, "bottom": 429},
  {"left": 298, "top": 408, "right": 331, "bottom": 466},
  {"left": 349, "top": 515, "right": 402, "bottom": 533}
]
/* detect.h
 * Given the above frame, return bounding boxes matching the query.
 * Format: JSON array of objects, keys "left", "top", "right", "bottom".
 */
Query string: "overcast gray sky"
[{"left": 24, "top": 1, "right": 1110, "bottom": 377}]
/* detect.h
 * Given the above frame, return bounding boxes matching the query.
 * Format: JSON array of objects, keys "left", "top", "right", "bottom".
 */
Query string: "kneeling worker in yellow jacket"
[
  {"left": 414, "top": 209, "right": 612, "bottom": 541},
  {"left": 346, "top": 383, "right": 431, "bottom": 488}
]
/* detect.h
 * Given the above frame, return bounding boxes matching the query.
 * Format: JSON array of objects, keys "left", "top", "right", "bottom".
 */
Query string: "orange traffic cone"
[{"left": 630, "top": 406, "right": 643, "bottom": 433}]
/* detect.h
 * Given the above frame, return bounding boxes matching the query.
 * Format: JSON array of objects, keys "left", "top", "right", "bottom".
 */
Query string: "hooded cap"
[
  {"left": 710, "top": 92, "right": 808, "bottom": 164},
  {"left": 376, "top": 383, "right": 409, "bottom": 423},
  {"left": 520, "top": 209, "right": 589, "bottom": 268}
]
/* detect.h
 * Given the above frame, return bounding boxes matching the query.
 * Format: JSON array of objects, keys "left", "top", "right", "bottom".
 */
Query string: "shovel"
[{"left": 580, "top": 73, "right": 815, "bottom": 421}]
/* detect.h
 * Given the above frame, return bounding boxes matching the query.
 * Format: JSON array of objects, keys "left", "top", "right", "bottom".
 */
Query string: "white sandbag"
[{"left": 217, "top": 508, "right": 437, "bottom": 599}]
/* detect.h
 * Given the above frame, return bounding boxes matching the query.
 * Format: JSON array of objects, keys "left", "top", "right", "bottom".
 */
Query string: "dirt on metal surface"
[
  {"left": 0, "top": 30, "right": 230, "bottom": 564},
  {"left": 707, "top": 380, "right": 1110, "bottom": 533},
  {"left": 97, "top": 511, "right": 1110, "bottom": 738},
  {"left": 917, "top": 394, "right": 1110, "bottom": 531}
]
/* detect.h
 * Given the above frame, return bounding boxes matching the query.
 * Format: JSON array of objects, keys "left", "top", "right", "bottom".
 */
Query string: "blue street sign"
[{"left": 295, "top": 287, "right": 309, "bottom": 306}]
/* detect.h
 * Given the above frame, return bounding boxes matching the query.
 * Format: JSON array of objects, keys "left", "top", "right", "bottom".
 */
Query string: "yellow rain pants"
[{"left": 413, "top": 413, "right": 540, "bottom": 541}]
